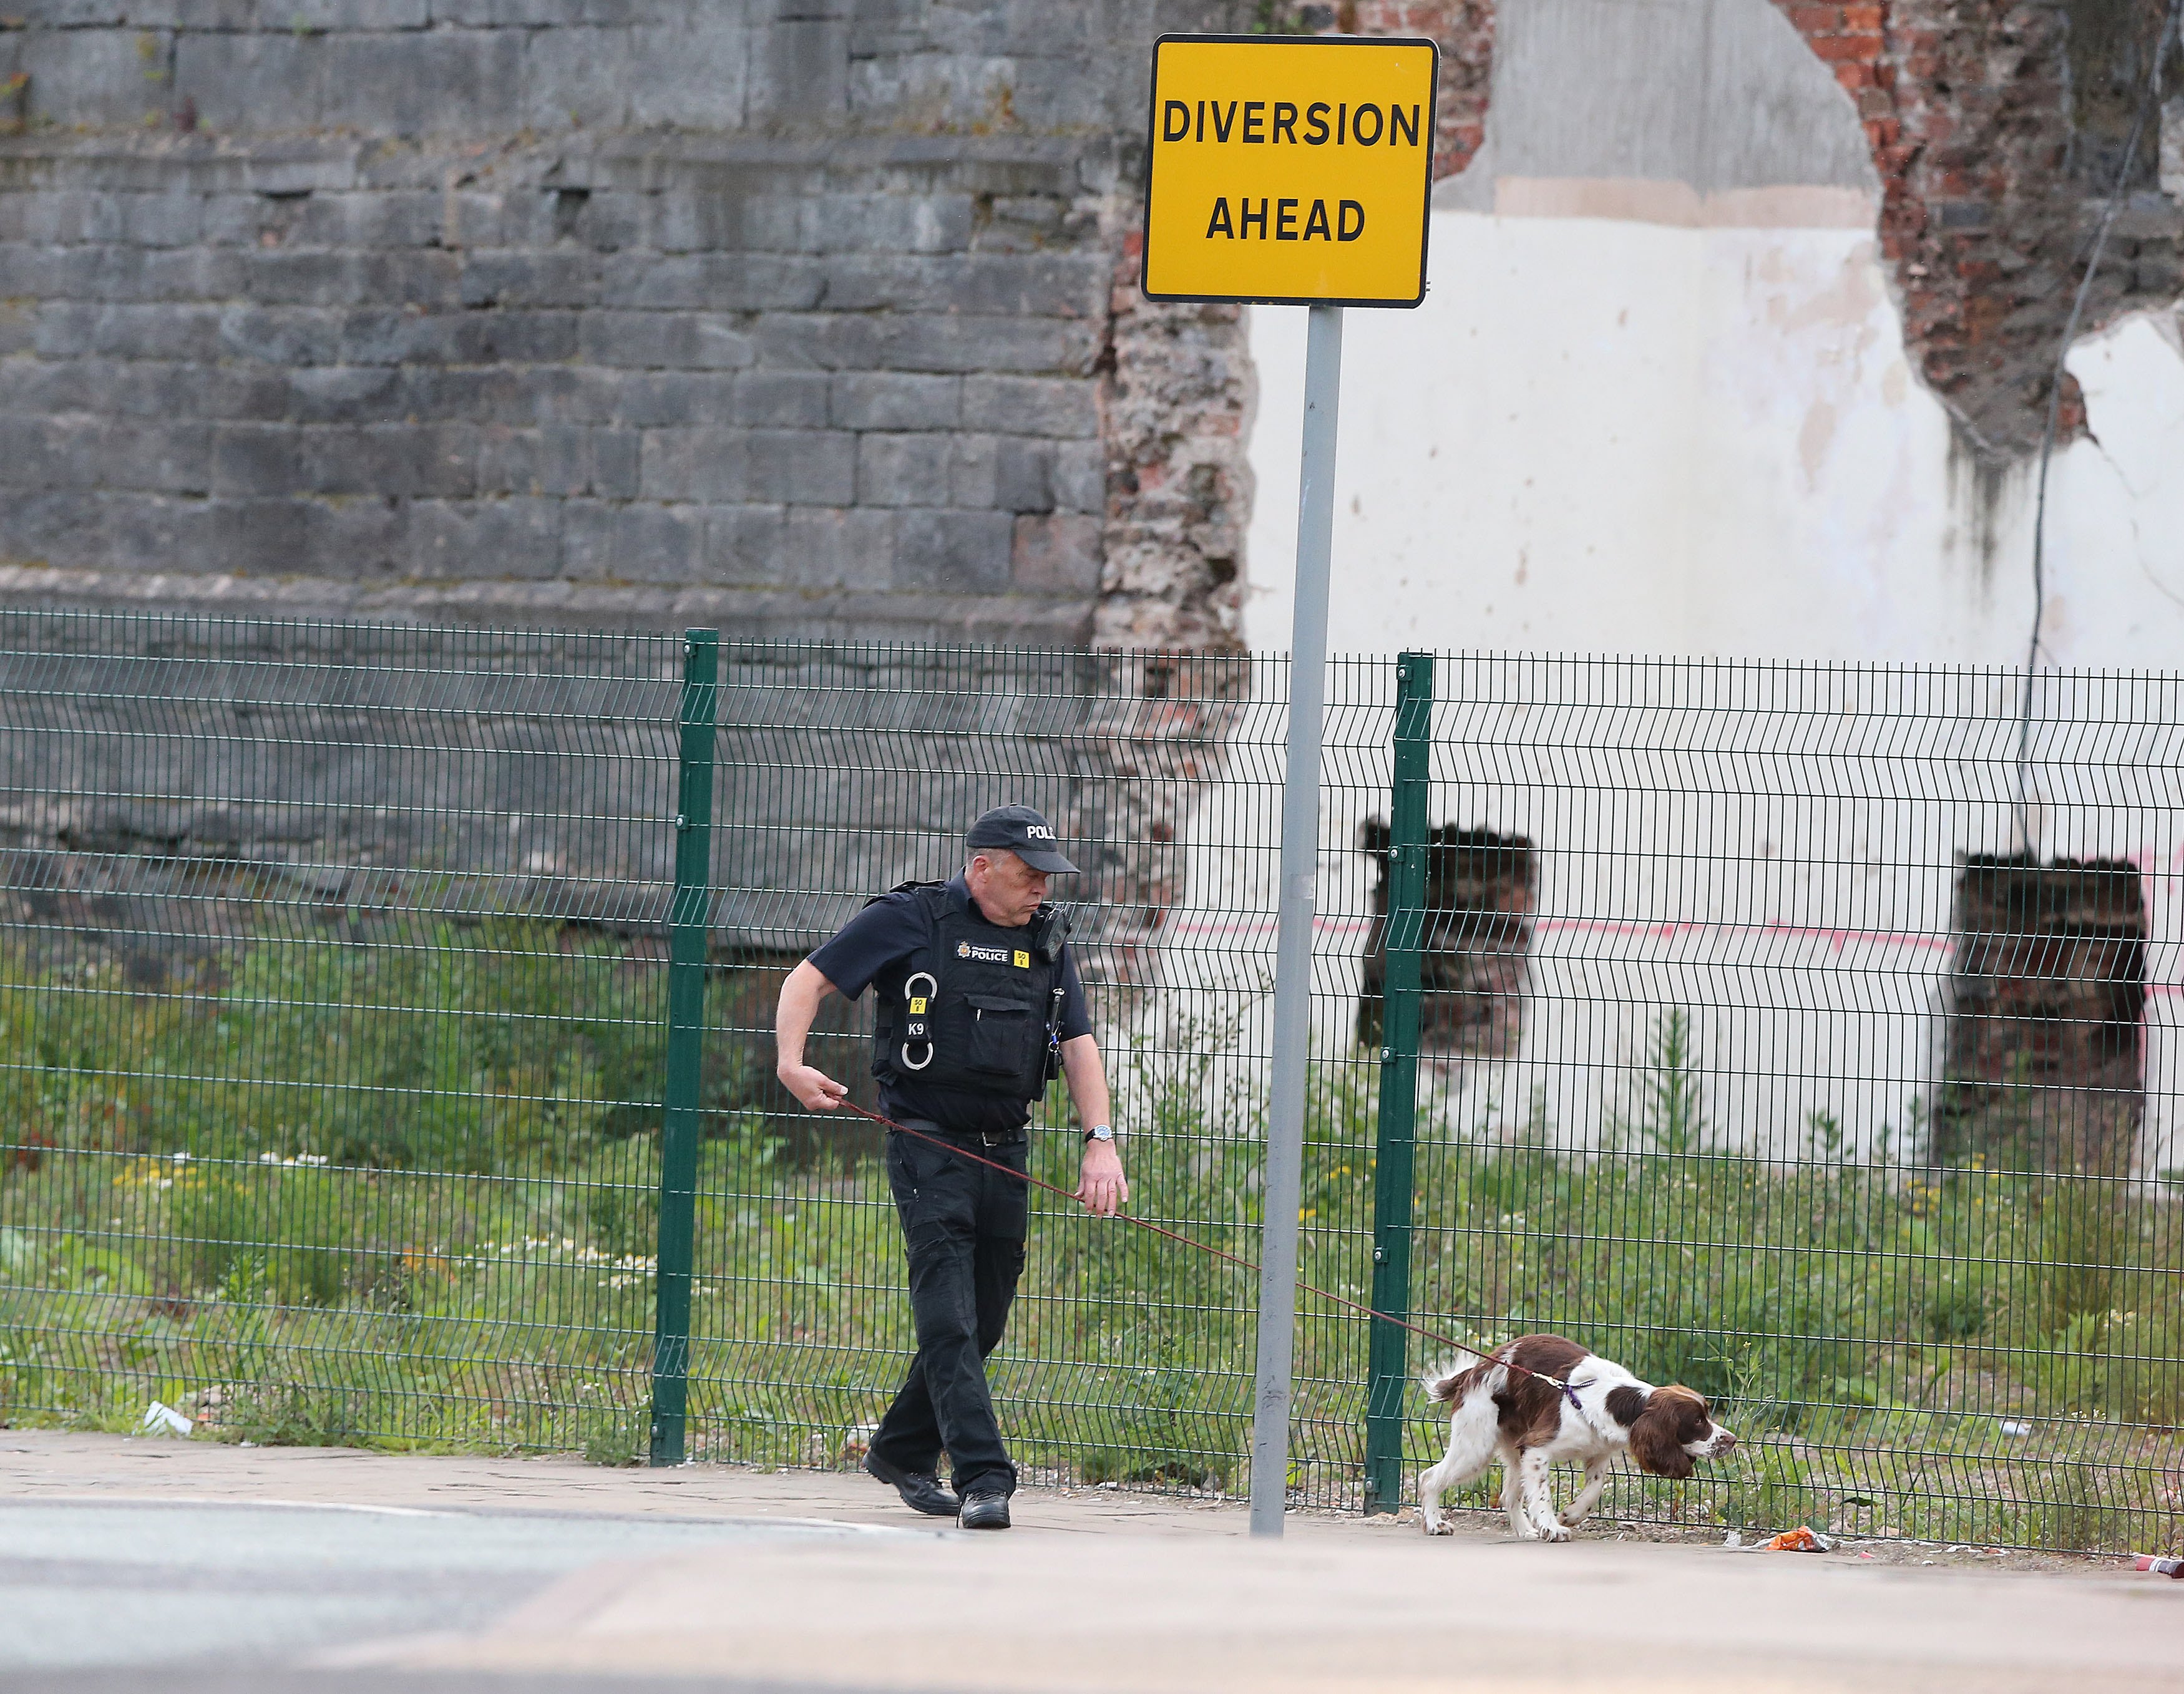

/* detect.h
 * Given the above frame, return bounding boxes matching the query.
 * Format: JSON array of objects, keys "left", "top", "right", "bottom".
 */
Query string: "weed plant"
[{"left": 1, "top": 930, "right": 2178, "bottom": 1553}]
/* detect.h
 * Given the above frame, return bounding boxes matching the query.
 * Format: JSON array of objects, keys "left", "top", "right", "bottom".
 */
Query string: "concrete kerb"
[{"left": 0, "top": 1427, "right": 2148, "bottom": 1561}]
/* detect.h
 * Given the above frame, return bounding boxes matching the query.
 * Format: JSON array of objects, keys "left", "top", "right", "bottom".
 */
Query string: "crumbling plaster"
[
  {"left": 1244, "top": 0, "right": 2184, "bottom": 665},
  {"left": 1772, "top": 0, "right": 2184, "bottom": 460},
  {"left": 4, "top": 1, "right": 2180, "bottom": 663},
  {"left": 1203, "top": 0, "right": 2184, "bottom": 1167}
]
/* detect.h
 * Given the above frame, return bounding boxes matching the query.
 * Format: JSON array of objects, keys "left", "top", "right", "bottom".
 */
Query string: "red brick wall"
[
  {"left": 1093, "top": 0, "right": 1499, "bottom": 658},
  {"left": 1096, "top": 230, "right": 1253, "bottom": 653},
  {"left": 1347, "top": 1, "right": 1497, "bottom": 180},
  {"left": 1773, "top": 1, "right": 2183, "bottom": 456}
]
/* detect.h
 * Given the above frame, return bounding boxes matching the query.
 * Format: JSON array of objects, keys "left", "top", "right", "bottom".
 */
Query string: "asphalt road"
[
  {"left": 0, "top": 1496, "right": 915, "bottom": 1689},
  {"left": 3, "top": 1433, "right": 2179, "bottom": 1694}
]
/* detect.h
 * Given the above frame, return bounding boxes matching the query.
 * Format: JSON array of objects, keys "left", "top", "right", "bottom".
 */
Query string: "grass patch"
[{"left": 1, "top": 930, "right": 2179, "bottom": 1552}]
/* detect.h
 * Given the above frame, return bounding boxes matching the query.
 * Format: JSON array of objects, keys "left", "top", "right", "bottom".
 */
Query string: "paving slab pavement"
[
  {"left": 333, "top": 1512, "right": 2181, "bottom": 1694},
  {"left": 3, "top": 1430, "right": 2178, "bottom": 1693},
  {"left": 0, "top": 1428, "right": 1247, "bottom": 1535}
]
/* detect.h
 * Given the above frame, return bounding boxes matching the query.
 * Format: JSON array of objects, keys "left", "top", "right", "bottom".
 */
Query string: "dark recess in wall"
[
  {"left": 1936, "top": 852, "right": 2147, "bottom": 1175},
  {"left": 1357, "top": 820, "right": 1534, "bottom": 1060}
]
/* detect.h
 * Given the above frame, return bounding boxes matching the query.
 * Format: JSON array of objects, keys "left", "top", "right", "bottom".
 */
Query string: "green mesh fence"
[
  {"left": 0, "top": 615, "right": 2177, "bottom": 1554},
  {"left": 0, "top": 614, "right": 684, "bottom": 1457},
  {"left": 690, "top": 642, "right": 1282, "bottom": 1489},
  {"left": 1383, "top": 656, "right": 2183, "bottom": 1551}
]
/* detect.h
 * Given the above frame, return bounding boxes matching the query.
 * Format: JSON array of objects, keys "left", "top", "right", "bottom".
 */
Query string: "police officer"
[{"left": 773, "top": 805, "right": 1126, "bottom": 1531}]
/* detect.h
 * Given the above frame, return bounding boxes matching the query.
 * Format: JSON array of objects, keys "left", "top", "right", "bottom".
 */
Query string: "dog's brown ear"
[{"left": 1628, "top": 1393, "right": 1696, "bottom": 1479}]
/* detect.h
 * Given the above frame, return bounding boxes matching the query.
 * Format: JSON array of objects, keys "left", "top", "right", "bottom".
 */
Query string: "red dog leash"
[{"left": 840, "top": 1098, "right": 1583, "bottom": 1408}]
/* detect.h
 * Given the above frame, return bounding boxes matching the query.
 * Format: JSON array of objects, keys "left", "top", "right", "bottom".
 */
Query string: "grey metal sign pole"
[{"left": 1250, "top": 301, "right": 1343, "bottom": 1538}]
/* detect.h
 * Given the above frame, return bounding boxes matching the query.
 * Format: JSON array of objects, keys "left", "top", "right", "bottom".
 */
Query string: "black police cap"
[{"left": 965, "top": 805, "right": 1080, "bottom": 875}]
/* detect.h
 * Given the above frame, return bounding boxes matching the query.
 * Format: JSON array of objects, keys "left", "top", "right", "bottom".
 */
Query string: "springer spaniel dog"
[{"left": 1417, "top": 1333, "right": 1737, "bottom": 1540}]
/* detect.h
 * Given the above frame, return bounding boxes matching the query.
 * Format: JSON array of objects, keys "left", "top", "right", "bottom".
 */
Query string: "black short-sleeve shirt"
[{"left": 807, "top": 874, "right": 1091, "bottom": 1136}]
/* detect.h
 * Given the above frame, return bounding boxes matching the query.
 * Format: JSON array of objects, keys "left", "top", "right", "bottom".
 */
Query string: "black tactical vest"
[{"left": 870, "top": 882, "right": 1070, "bottom": 1102}]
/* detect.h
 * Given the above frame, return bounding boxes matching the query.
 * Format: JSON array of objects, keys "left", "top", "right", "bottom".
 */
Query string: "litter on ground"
[{"left": 1724, "top": 1527, "right": 1832, "bottom": 1553}]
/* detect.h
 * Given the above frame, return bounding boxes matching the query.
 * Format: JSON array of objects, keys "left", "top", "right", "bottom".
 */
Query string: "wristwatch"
[{"left": 1083, "top": 1124, "right": 1114, "bottom": 1146}]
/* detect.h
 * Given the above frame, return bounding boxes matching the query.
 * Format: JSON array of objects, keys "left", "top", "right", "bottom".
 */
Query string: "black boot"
[
  {"left": 958, "top": 1488, "right": 1011, "bottom": 1530},
  {"left": 864, "top": 1453, "right": 961, "bottom": 1517}
]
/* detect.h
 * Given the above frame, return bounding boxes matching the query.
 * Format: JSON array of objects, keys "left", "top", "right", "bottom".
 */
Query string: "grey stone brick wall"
[{"left": 0, "top": 1, "right": 1248, "bottom": 642}]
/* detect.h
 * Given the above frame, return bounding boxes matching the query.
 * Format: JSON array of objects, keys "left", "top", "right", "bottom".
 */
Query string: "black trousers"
[{"left": 867, "top": 1122, "right": 1028, "bottom": 1496}]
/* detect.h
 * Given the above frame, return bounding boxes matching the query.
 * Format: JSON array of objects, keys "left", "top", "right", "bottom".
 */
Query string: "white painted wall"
[
  {"left": 1242, "top": 208, "right": 2184, "bottom": 667},
  {"left": 1138, "top": 202, "right": 2184, "bottom": 1174},
  {"left": 1141, "top": 0, "right": 2184, "bottom": 1175},
  {"left": 1141, "top": 648, "right": 2184, "bottom": 1174}
]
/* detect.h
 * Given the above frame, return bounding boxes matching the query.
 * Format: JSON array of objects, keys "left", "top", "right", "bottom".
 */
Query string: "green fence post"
[
  {"left": 1363, "top": 650, "right": 1431, "bottom": 1514},
  {"left": 650, "top": 627, "right": 718, "bottom": 1468}
]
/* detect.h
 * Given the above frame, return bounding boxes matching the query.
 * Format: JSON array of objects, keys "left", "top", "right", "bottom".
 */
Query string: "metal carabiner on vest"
[
  {"left": 1043, "top": 982, "right": 1066, "bottom": 1082},
  {"left": 899, "top": 970, "right": 937, "bottom": 1072}
]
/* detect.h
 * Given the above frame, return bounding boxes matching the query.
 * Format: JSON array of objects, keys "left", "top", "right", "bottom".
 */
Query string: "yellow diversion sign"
[{"left": 1141, "top": 34, "right": 1439, "bottom": 308}]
